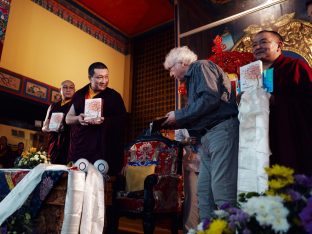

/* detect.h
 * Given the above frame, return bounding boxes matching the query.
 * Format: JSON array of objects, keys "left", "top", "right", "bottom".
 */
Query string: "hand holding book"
[
  {"left": 84, "top": 116, "right": 104, "bottom": 125},
  {"left": 48, "top": 112, "right": 64, "bottom": 132},
  {"left": 83, "top": 98, "right": 104, "bottom": 125},
  {"left": 78, "top": 113, "right": 104, "bottom": 126},
  {"left": 163, "top": 111, "right": 176, "bottom": 127},
  {"left": 150, "top": 116, "right": 168, "bottom": 133},
  {"left": 239, "top": 60, "right": 273, "bottom": 93}
]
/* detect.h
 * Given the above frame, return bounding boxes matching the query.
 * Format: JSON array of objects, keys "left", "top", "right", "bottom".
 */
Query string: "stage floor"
[{"left": 118, "top": 217, "right": 183, "bottom": 234}]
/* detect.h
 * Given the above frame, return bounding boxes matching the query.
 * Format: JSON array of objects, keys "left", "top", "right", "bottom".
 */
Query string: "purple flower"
[
  {"left": 202, "top": 218, "right": 211, "bottom": 230},
  {"left": 294, "top": 174, "right": 312, "bottom": 187},
  {"left": 227, "top": 206, "right": 249, "bottom": 232},
  {"left": 0, "top": 227, "right": 7, "bottom": 234},
  {"left": 228, "top": 220, "right": 236, "bottom": 230},
  {"left": 228, "top": 207, "right": 242, "bottom": 214},
  {"left": 219, "top": 202, "right": 232, "bottom": 210},
  {"left": 242, "top": 228, "right": 251, "bottom": 234},
  {"left": 287, "top": 189, "right": 302, "bottom": 201},
  {"left": 299, "top": 197, "right": 312, "bottom": 233},
  {"left": 229, "top": 207, "right": 249, "bottom": 218},
  {"left": 228, "top": 209, "right": 249, "bottom": 224}
]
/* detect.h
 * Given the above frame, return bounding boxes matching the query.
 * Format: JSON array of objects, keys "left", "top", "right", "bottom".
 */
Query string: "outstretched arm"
[
  {"left": 66, "top": 104, "right": 103, "bottom": 125},
  {"left": 42, "top": 105, "right": 52, "bottom": 132},
  {"left": 65, "top": 104, "right": 81, "bottom": 125}
]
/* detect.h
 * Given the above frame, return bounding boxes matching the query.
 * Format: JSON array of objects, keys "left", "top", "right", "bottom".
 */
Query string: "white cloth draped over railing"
[
  {"left": 0, "top": 163, "right": 105, "bottom": 234},
  {"left": 61, "top": 170, "right": 86, "bottom": 234},
  {"left": 0, "top": 164, "right": 68, "bottom": 225},
  {"left": 61, "top": 164, "right": 105, "bottom": 234},
  {"left": 237, "top": 88, "right": 271, "bottom": 194},
  {"left": 80, "top": 164, "right": 105, "bottom": 234}
]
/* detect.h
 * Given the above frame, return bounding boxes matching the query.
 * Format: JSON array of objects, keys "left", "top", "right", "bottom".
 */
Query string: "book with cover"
[
  {"left": 150, "top": 116, "right": 168, "bottom": 133},
  {"left": 84, "top": 98, "right": 102, "bottom": 121},
  {"left": 239, "top": 60, "right": 263, "bottom": 92},
  {"left": 263, "top": 67, "right": 274, "bottom": 93},
  {"left": 49, "top": 112, "right": 64, "bottom": 131}
]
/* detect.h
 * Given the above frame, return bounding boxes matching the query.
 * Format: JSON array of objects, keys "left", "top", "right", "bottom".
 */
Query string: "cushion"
[{"left": 125, "top": 165, "right": 156, "bottom": 192}]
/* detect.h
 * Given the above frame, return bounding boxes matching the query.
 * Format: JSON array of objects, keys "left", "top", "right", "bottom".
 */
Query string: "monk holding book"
[
  {"left": 66, "top": 62, "right": 126, "bottom": 176},
  {"left": 251, "top": 30, "right": 312, "bottom": 175},
  {"left": 42, "top": 80, "right": 75, "bottom": 164}
]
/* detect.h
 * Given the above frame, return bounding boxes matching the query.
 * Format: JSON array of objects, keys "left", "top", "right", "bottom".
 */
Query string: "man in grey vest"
[{"left": 163, "top": 46, "right": 239, "bottom": 222}]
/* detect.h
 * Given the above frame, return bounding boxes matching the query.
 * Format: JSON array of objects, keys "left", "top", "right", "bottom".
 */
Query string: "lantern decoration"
[
  {"left": 208, "top": 35, "right": 254, "bottom": 95},
  {"left": 208, "top": 35, "right": 254, "bottom": 76},
  {"left": 178, "top": 81, "right": 187, "bottom": 96}
]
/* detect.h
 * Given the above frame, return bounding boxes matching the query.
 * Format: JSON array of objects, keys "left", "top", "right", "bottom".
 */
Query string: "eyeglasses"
[
  {"left": 169, "top": 62, "right": 181, "bottom": 72},
  {"left": 62, "top": 86, "right": 75, "bottom": 90}
]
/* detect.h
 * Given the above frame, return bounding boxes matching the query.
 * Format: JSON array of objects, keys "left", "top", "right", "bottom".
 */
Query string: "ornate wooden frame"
[{"left": 231, "top": 13, "right": 312, "bottom": 67}]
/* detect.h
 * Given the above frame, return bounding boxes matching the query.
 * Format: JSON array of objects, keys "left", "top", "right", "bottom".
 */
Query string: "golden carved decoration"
[{"left": 232, "top": 13, "right": 312, "bottom": 66}]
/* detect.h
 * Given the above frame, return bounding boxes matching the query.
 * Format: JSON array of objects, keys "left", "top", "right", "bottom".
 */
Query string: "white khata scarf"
[{"left": 237, "top": 88, "right": 271, "bottom": 194}]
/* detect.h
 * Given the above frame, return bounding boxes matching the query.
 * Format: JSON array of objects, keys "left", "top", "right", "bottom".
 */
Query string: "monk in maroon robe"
[
  {"left": 66, "top": 62, "right": 126, "bottom": 176},
  {"left": 252, "top": 30, "right": 312, "bottom": 175},
  {"left": 0, "top": 136, "right": 13, "bottom": 168},
  {"left": 42, "top": 80, "right": 75, "bottom": 164}
]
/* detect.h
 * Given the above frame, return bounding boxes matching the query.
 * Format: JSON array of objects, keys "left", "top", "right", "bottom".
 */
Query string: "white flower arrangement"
[
  {"left": 15, "top": 147, "right": 48, "bottom": 169},
  {"left": 188, "top": 165, "right": 312, "bottom": 234},
  {"left": 242, "top": 196, "right": 290, "bottom": 233}
]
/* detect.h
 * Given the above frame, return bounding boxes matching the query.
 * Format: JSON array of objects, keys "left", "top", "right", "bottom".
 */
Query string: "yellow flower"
[
  {"left": 265, "top": 165, "right": 294, "bottom": 178},
  {"left": 265, "top": 165, "right": 294, "bottom": 193},
  {"left": 266, "top": 190, "right": 276, "bottom": 196},
  {"left": 207, "top": 219, "right": 231, "bottom": 234},
  {"left": 29, "top": 147, "right": 37, "bottom": 153},
  {"left": 279, "top": 193, "right": 292, "bottom": 202},
  {"left": 269, "top": 178, "right": 293, "bottom": 190}
]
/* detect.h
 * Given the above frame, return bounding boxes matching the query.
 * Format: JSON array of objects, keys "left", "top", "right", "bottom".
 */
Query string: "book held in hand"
[
  {"left": 263, "top": 67, "right": 274, "bottom": 93},
  {"left": 150, "top": 116, "right": 168, "bottom": 133},
  {"left": 239, "top": 60, "right": 263, "bottom": 92},
  {"left": 49, "top": 112, "right": 64, "bottom": 131},
  {"left": 84, "top": 98, "right": 102, "bottom": 121}
]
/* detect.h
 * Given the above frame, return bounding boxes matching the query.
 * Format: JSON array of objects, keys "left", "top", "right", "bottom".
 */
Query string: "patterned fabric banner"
[{"left": 0, "top": 170, "right": 65, "bottom": 233}]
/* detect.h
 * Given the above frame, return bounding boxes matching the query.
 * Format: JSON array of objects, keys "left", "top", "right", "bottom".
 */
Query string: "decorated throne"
[{"left": 109, "top": 132, "right": 183, "bottom": 234}]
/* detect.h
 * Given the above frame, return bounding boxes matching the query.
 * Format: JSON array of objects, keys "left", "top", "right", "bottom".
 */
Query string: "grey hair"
[{"left": 163, "top": 46, "right": 198, "bottom": 69}]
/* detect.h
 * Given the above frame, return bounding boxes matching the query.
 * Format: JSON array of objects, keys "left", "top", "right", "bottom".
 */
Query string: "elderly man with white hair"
[{"left": 162, "top": 46, "right": 239, "bottom": 223}]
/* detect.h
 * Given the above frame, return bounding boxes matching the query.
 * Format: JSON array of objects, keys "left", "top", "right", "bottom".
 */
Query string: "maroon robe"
[
  {"left": 47, "top": 100, "right": 72, "bottom": 164},
  {"left": 68, "top": 85, "right": 126, "bottom": 176},
  {"left": 0, "top": 145, "right": 13, "bottom": 168},
  {"left": 269, "top": 54, "right": 312, "bottom": 175}
]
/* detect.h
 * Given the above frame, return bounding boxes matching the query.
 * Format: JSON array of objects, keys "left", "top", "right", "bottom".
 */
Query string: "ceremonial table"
[{"left": 0, "top": 168, "right": 114, "bottom": 233}]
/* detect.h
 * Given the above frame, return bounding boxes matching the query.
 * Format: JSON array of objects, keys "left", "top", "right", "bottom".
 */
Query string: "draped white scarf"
[
  {"left": 0, "top": 164, "right": 68, "bottom": 225},
  {"left": 237, "top": 88, "right": 271, "bottom": 194},
  {"left": 61, "top": 164, "right": 105, "bottom": 234},
  {"left": 0, "top": 163, "right": 105, "bottom": 234}
]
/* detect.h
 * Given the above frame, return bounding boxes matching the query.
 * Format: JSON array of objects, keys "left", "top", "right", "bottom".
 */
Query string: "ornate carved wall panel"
[{"left": 232, "top": 13, "right": 312, "bottom": 66}]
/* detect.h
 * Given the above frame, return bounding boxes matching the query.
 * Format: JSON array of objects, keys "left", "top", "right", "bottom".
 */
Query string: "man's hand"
[
  {"left": 78, "top": 114, "right": 104, "bottom": 125},
  {"left": 162, "top": 111, "right": 176, "bottom": 127},
  {"left": 85, "top": 117, "right": 104, "bottom": 125},
  {"left": 42, "top": 125, "right": 51, "bottom": 132}
]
